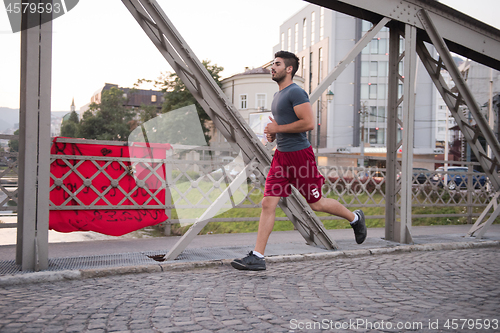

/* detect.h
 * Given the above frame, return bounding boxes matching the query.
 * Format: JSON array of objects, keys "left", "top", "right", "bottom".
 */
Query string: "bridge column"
[
  {"left": 16, "top": 9, "right": 52, "bottom": 271},
  {"left": 385, "top": 23, "right": 415, "bottom": 244}
]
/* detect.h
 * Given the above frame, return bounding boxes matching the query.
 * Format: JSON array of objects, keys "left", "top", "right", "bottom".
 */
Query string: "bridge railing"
[{"left": 0, "top": 138, "right": 496, "bottom": 231}]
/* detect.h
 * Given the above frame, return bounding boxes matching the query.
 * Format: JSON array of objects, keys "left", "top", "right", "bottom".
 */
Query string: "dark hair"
[{"left": 274, "top": 50, "right": 299, "bottom": 78}]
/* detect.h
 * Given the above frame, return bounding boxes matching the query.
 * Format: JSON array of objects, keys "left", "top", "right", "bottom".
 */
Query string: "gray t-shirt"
[{"left": 271, "top": 83, "right": 311, "bottom": 152}]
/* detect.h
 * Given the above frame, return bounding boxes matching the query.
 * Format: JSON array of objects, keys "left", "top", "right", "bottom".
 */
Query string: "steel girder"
[
  {"left": 17, "top": 10, "right": 52, "bottom": 271},
  {"left": 121, "top": 0, "right": 338, "bottom": 257},
  {"left": 306, "top": 0, "right": 500, "bottom": 71},
  {"left": 416, "top": 10, "right": 500, "bottom": 191},
  {"left": 305, "top": 1, "right": 500, "bottom": 239},
  {"left": 414, "top": 9, "right": 500, "bottom": 237}
]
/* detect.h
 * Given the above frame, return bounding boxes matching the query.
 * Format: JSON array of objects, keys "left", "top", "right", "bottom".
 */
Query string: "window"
[
  {"left": 370, "top": 106, "right": 377, "bottom": 122},
  {"left": 369, "top": 84, "right": 377, "bottom": 99},
  {"left": 370, "top": 61, "right": 378, "bottom": 76},
  {"left": 303, "top": 18, "right": 307, "bottom": 50},
  {"left": 294, "top": 23, "right": 299, "bottom": 53},
  {"left": 281, "top": 32, "right": 285, "bottom": 50},
  {"left": 379, "top": 38, "right": 388, "bottom": 54},
  {"left": 361, "top": 84, "right": 369, "bottom": 99},
  {"left": 369, "top": 128, "right": 378, "bottom": 144},
  {"left": 379, "top": 61, "right": 388, "bottom": 76},
  {"left": 256, "top": 94, "right": 266, "bottom": 110},
  {"left": 377, "top": 84, "right": 386, "bottom": 99},
  {"left": 287, "top": 28, "right": 291, "bottom": 52},
  {"left": 309, "top": 52, "right": 313, "bottom": 93},
  {"left": 377, "top": 128, "right": 386, "bottom": 144},
  {"left": 361, "top": 61, "right": 369, "bottom": 77},
  {"left": 318, "top": 48, "right": 323, "bottom": 84},
  {"left": 301, "top": 56, "right": 306, "bottom": 77},
  {"left": 370, "top": 39, "right": 379, "bottom": 54},
  {"left": 320, "top": 7, "right": 324, "bottom": 40},
  {"left": 378, "top": 106, "right": 386, "bottom": 121},
  {"left": 151, "top": 95, "right": 157, "bottom": 102},
  {"left": 311, "top": 12, "right": 316, "bottom": 46},
  {"left": 240, "top": 95, "right": 247, "bottom": 109}
]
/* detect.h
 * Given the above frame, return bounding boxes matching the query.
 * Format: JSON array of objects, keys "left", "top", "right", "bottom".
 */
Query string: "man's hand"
[
  {"left": 266, "top": 133, "right": 276, "bottom": 143},
  {"left": 264, "top": 116, "right": 280, "bottom": 135}
]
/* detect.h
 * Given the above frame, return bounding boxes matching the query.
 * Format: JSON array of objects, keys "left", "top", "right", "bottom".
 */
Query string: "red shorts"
[{"left": 264, "top": 146, "right": 325, "bottom": 203}]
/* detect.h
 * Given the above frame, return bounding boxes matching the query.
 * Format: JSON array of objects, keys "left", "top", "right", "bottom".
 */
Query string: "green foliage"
[
  {"left": 8, "top": 129, "right": 19, "bottom": 152},
  {"left": 78, "top": 87, "right": 135, "bottom": 141},
  {"left": 156, "top": 60, "right": 224, "bottom": 143},
  {"left": 60, "top": 110, "right": 80, "bottom": 138},
  {"left": 68, "top": 110, "right": 79, "bottom": 123},
  {"left": 139, "top": 104, "right": 158, "bottom": 123}
]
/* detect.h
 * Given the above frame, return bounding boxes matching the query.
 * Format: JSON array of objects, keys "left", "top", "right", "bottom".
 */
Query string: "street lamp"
[
  {"left": 316, "top": 90, "right": 334, "bottom": 158},
  {"left": 358, "top": 101, "right": 369, "bottom": 167}
]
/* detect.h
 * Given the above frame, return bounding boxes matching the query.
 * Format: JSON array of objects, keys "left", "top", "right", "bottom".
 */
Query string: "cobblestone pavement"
[{"left": 0, "top": 247, "right": 499, "bottom": 333}]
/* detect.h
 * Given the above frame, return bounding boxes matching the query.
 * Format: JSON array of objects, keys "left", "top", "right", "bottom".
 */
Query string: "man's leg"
[
  {"left": 309, "top": 197, "right": 367, "bottom": 244},
  {"left": 254, "top": 196, "right": 281, "bottom": 255},
  {"left": 308, "top": 197, "right": 354, "bottom": 221},
  {"left": 230, "top": 196, "right": 281, "bottom": 271}
]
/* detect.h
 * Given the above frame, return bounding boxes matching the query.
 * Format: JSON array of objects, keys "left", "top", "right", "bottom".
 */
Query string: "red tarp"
[{"left": 49, "top": 138, "right": 171, "bottom": 236}]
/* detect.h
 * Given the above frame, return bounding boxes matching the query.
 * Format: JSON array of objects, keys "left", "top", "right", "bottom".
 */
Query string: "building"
[
  {"left": 219, "top": 67, "right": 305, "bottom": 145},
  {"left": 273, "top": 4, "right": 441, "bottom": 167},
  {"left": 80, "top": 83, "right": 164, "bottom": 116}
]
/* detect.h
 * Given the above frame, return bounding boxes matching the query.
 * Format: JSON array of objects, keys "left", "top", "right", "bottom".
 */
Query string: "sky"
[{"left": 0, "top": 0, "right": 499, "bottom": 112}]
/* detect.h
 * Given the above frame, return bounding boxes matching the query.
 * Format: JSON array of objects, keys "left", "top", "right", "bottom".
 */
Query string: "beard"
[{"left": 271, "top": 69, "right": 287, "bottom": 83}]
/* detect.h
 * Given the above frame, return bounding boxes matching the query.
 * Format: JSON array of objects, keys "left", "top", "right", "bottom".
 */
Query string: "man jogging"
[{"left": 231, "top": 51, "right": 367, "bottom": 271}]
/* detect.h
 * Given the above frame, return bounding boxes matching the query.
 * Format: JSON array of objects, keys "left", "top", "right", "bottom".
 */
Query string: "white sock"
[
  {"left": 252, "top": 250, "right": 264, "bottom": 258},
  {"left": 350, "top": 212, "right": 359, "bottom": 225}
]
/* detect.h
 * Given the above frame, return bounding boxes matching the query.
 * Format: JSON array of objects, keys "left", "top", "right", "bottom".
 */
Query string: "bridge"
[{"left": 8, "top": 0, "right": 500, "bottom": 271}]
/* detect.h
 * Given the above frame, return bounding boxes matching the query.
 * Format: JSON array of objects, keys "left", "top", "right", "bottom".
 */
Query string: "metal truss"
[
  {"left": 16, "top": 0, "right": 500, "bottom": 270},
  {"left": 415, "top": 9, "right": 500, "bottom": 237},
  {"left": 416, "top": 10, "right": 500, "bottom": 190},
  {"left": 467, "top": 192, "right": 500, "bottom": 239},
  {"left": 306, "top": 0, "right": 500, "bottom": 241},
  {"left": 16, "top": 10, "right": 52, "bottom": 271},
  {"left": 384, "top": 23, "right": 416, "bottom": 244},
  {"left": 121, "top": 0, "right": 338, "bottom": 257},
  {"left": 309, "top": 16, "right": 391, "bottom": 104}
]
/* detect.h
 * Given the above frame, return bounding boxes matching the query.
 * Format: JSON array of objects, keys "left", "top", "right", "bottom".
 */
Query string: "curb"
[{"left": 1, "top": 240, "right": 499, "bottom": 286}]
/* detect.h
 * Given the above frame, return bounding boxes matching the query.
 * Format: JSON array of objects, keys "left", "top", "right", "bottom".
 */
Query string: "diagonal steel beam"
[
  {"left": 310, "top": 17, "right": 391, "bottom": 104},
  {"left": 164, "top": 161, "right": 257, "bottom": 261},
  {"left": 122, "top": 0, "right": 338, "bottom": 256},
  {"left": 416, "top": 9, "right": 500, "bottom": 191},
  {"left": 467, "top": 192, "right": 500, "bottom": 239}
]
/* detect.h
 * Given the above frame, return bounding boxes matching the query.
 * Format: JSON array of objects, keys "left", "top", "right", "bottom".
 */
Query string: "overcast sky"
[{"left": 0, "top": 0, "right": 498, "bottom": 112}]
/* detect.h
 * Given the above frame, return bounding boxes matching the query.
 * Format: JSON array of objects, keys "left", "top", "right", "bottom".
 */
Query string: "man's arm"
[{"left": 264, "top": 102, "right": 314, "bottom": 135}]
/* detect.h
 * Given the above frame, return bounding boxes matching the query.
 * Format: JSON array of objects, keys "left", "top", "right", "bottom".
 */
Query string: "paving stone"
[{"left": 0, "top": 248, "right": 499, "bottom": 332}]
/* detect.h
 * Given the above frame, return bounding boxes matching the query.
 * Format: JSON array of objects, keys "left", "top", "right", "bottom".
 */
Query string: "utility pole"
[{"left": 358, "top": 101, "right": 368, "bottom": 167}]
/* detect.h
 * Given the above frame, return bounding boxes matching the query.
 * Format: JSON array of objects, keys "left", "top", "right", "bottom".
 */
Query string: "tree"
[
  {"left": 60, "top": 110, "right": 80, "bottom": 138},
  {"left": 156, "top": 60, "right": 224, "bottom": 143},
  {"left": 8, "top": 129, "right": 19, "bottom": 152},
  {"left": 78, "top": 87, "right": 135, "bottom": 141}
]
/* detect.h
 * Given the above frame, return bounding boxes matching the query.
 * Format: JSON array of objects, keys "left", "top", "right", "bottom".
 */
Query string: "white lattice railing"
[{"left": 0, "top": 138, "right": 497, "bottom": 229}]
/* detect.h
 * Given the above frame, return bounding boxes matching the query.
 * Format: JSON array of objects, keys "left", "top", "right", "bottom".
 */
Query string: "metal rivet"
[
  {"left": 84, "top": 179, "right": 92, "bottom": 187},
  {"left": 111, "top": 180, "right": 119, "bottom": 188},
  {"left": 55, "top": 179, "right": 63, "bottom": 187}
]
